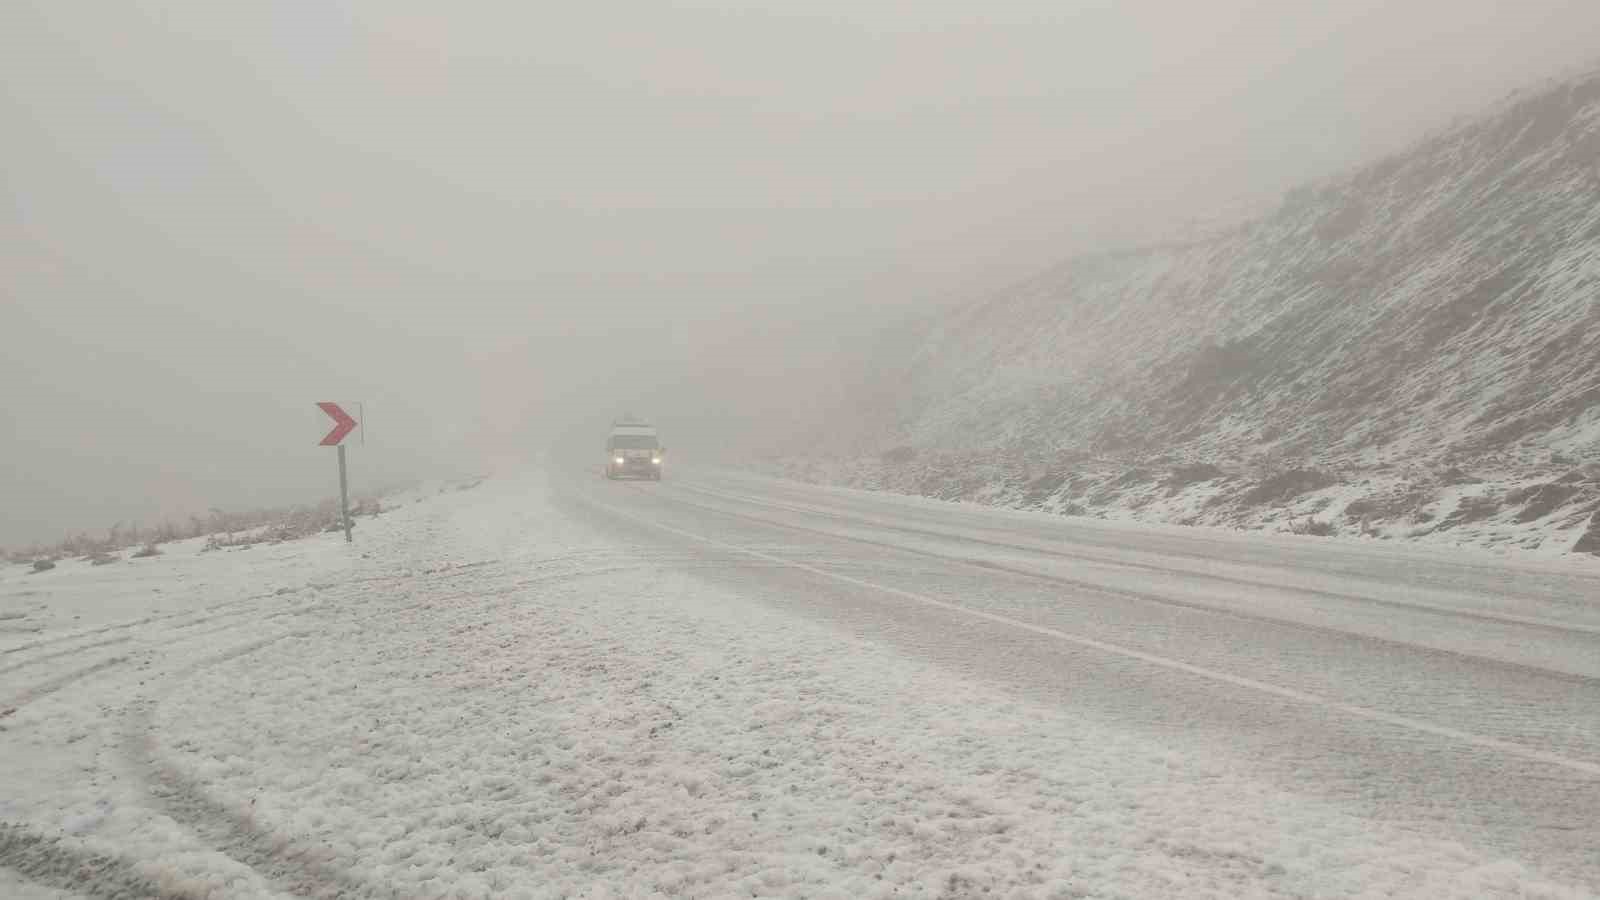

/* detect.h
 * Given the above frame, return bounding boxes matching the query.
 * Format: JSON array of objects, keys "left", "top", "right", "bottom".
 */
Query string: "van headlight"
[
  {"left": 652, "top": 457, "right": 661, "bottom": 465},
  {"left": 614, "top": 457, "right": 625, "bottom": 465}
]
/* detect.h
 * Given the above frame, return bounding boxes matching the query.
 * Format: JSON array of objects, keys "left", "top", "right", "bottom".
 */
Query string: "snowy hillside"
[{"left": 782, "top": 68, "right": 1600, "bottom": 555}]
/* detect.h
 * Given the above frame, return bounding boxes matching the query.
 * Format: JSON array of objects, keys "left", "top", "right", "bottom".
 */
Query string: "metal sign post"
[
  {"left": 317, "top": 402, "right": 360, "bottom": 543},
  {"left": 337, "top": 443, "right": 352, "bottom": 542}
]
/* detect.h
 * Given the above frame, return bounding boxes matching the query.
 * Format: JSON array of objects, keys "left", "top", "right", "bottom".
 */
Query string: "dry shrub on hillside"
[
  {"left": 1290, "top": 518, "right": 1339, "bottom": 537},
  {"left": 1166, "top": 463, "right": 1227, "bottom": 495},
  {"left": 1508, "top": 481, "right": 1587, "bottom": 523}
]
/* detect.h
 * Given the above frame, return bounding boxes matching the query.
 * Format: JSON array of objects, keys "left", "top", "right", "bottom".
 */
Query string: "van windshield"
[{"left": 609, "top": 435, "right": 658, "bottom": 449}]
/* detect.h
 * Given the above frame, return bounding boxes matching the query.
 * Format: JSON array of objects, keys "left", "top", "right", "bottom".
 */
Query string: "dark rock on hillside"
[{"left": 1572, "top": 508, "right": 1600, "bottom": 556}]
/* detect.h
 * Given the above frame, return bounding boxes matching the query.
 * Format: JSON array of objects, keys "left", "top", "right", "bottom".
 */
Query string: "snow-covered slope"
[{"left": 789, "top": 68, "right": 1600, "bottom": 554}]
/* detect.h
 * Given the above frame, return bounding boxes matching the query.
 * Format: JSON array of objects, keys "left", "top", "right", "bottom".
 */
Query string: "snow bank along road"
[{"left": 2, "top": 470, "right": 1598, "bottom": 898}]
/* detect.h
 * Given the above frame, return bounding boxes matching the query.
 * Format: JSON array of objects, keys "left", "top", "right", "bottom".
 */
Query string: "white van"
[{"left": 605, "top": 419, "right": 663, "bottom": 481}]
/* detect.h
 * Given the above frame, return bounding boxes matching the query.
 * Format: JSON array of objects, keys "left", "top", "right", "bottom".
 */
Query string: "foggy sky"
[{"left": 4, "top": 1, "right": 1599, "bottom": 546}]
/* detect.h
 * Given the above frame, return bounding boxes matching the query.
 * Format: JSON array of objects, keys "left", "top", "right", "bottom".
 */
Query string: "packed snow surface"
[{"left": 2, "top": 471, "right": 1597, "bottom": 898}]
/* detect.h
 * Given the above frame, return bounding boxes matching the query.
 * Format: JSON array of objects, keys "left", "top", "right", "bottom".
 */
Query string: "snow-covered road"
[{"left": 3, "top": 468, "right": 1598, "bottom": 898}]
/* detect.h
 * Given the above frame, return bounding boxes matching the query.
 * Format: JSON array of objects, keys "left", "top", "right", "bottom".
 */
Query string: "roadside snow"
[{"left": 3, "top": 473, "right": 1595, "bottom": 898}]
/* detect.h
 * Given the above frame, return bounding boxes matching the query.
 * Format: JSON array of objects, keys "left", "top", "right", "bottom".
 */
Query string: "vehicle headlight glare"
[{"left": 614, "top": 457, "right": 624, "bottom": 465}]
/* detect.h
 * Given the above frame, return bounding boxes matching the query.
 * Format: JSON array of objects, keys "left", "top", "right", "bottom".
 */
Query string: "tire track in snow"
[
  {"left": 0, "top": 594, "right": 265, "bottom": 658},
  {"left": 109, "top": 565, "right": 652, "bottom": 900},
  {"left": 0, "top": 636, "right": 132, "bottom": 678},
  {"left": 0, "top": 823, "right": 168, "bottom": 899},
  {"left": 651, "top": 484, "right": 1600, "bottom": 687},
  {"left": 0, "top": 609, "right": 319, "bottom": 719},
  {"left": 690, "top": 470, "right": 1600, "bottom": 592},
  {"left": 420, "top": 560, "right": 789, "bottom": 609},
  {"left": 588, "top": 493, "right": 1600, "bottom": 778},
  {"left": 123, "top": 630, "right": 364, "bottom": 900},
  {"left": 0, "top": 563, "right": 487, "bottom": 661},
  {"left": 0, "top": 656, "right": 129, "bottom": 721},
  {"left": 672, "top": 480, "right": 1600, "bottom": 638}
]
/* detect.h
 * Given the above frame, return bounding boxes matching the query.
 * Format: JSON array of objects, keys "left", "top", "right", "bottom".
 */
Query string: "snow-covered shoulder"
[{"left": 1, "top": 472, "right": 1590, "bottom": 898}]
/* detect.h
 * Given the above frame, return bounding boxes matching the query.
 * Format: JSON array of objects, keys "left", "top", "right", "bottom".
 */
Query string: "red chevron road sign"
[{"left": 317, "top": 402, "right": 358, "bottom": 446}]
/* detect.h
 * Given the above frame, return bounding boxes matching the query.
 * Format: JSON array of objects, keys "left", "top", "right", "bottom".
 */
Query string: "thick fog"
[{"left": 4, "top": 0, "right": 1598, "bottom": 547}]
